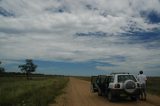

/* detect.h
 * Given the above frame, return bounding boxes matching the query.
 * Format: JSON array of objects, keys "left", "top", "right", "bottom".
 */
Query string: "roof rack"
[{"left": 110, "top": 72, "right": 130, "bottom": 75}]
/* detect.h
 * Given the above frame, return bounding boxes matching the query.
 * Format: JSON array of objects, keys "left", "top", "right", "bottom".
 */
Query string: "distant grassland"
[
  {"left": 147, "top": 77, "right": 160, "bottom": 96},
  {"left": 77, "top": 76, "right": 160, "bottom": 96},
  {"left": 0, "top": 76, "right": 69, "bottom": 106},
  {"left": 76, "top": 76, "right": 91, "bottom": 81}
]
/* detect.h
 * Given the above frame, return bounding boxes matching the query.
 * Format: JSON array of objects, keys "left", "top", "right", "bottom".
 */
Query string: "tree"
[
  {"left": 0, "top": 61, "right": 5, "bottom": 73},
  {"left": 18, "top": 59, "right": 37, "bottom": 79}
]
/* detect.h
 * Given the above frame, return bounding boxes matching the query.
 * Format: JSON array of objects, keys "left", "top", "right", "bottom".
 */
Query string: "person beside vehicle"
[{"left": 137, "top": 70, "right": 147, "bottom": 100}]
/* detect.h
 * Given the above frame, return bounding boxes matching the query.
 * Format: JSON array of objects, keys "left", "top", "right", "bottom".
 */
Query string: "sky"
[{"left": 0, "top": 0, "right": 160, "bottom": 76}]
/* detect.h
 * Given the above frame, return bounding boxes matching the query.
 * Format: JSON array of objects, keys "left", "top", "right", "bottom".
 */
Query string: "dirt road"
[{"left": 51, "top": 77, "right": 160, "bottom": 106}]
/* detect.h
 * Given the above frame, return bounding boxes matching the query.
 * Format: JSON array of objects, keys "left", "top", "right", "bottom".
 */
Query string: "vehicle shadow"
[{"left": 103, "top": 96, "right": 141, "bottom": 104}]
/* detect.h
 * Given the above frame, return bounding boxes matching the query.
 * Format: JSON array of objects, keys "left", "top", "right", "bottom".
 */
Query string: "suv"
[
  {"left": 91, "top": 73, "right": 140, "bottom": 101},
  {"left": 107, "top": 73, "right": 140, "bottom": 101}
]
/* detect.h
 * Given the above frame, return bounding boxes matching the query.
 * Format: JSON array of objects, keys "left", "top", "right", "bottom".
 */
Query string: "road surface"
[{"left": 50, "top": 77, "right": 160, "bottom": 106}]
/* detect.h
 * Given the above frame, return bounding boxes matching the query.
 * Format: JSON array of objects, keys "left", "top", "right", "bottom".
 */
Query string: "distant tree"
[
  {"left": 18, "top": 59, "right": 37, "bottom": 79},
  {"left": 0, "top": 61, "right": 5, "bottom": 73}
]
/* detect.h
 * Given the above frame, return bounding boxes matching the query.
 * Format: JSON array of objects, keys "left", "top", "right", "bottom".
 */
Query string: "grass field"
[
  {"left": 147, "top": 77, "right": 160, "bottom": 96},
  {"left": 0, "top": 76, "right": 68, "bottom": 106},
  {"left": 76, "top": 76, "right": 91, "bottom": 81}
]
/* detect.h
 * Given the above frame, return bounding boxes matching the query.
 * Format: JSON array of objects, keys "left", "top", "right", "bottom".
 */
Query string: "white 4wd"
[{"left": 107, "top": 73, "right": 140, "bottom": 101}]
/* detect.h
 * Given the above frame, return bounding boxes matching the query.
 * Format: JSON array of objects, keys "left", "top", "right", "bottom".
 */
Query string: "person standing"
[{"left": 137, "top": 70, "right": 147, "bottom": 100}]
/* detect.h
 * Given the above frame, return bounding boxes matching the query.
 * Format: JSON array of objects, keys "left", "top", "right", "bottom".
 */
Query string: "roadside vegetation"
[
  {"left": 147, "top": 77, "right": 160, "bottom": 96},
  {"left": 0, "top": 76, "right": 68, "bottom": 106}
]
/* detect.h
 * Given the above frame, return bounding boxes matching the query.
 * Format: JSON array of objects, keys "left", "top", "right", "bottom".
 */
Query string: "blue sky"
[{"left": 0, "top": 0, "right": 160, "bottom": 76}]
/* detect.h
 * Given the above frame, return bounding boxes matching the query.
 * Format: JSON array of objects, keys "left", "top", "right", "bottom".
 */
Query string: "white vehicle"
[{"left": 107, "top": 73, "right": 140, "bottom": 101}]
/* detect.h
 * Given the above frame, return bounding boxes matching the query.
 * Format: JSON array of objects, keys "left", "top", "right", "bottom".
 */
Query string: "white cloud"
[{"left": 0, "top": 0, "right": 160, "bottom": 74}]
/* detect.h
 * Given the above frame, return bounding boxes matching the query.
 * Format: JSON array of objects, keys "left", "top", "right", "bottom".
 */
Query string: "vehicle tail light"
[{"left": 115, "top": 84, "right": 120, "bottom": 88}]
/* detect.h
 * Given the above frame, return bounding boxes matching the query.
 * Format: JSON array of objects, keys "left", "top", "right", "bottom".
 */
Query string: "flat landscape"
[
  {"left": 1, "top": 76, "right": 160, "bottom": 106},
  {"left": 52, "top": 77, "right": 160, "bottom": 106},
  {"left": 1, "top": 0, "right": 160, "bottom": 106}
]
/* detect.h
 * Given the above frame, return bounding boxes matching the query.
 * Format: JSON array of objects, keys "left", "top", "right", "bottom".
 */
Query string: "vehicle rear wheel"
[
  {"left": 107, "top": 91, "right": 113, "bottom": 102},
  {"left": 130, "top": 96, "right": 138, "bottom": 101}
]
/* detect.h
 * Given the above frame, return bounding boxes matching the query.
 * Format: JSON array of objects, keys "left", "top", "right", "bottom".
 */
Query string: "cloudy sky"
[{"left": 0, "top": 0, "right": 160, "bottom": 76}]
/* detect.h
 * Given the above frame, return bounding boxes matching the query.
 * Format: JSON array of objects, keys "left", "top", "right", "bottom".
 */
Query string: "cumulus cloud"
[{"left": 0, "top": 0, "right": 160, "bottom": 74}]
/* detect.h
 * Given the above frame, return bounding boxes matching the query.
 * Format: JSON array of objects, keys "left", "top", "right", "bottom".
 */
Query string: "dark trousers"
[{"left": 140, "top": 83, "right": 146, "bottom": 100}]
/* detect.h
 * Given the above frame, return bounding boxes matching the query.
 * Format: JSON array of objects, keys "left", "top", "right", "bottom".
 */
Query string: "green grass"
[
  {"left": 147, "top": 77, "right": 160, "bottom": 96},
  {"left": 0, "top": 76, "right": 68, "bottom": 106}
]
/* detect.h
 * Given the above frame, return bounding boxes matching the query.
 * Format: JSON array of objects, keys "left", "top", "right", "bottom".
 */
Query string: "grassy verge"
[
  {"left": 0, "top": 76, "right": 68, "bottom": 106},
  {"left": 147, "top": 77, "right": 160, "bottom": 96}
]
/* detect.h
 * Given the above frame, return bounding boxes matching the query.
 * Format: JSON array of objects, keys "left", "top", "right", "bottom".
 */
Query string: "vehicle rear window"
[{"left": 118, "top": 75, "right": 136, "bottom": 83}]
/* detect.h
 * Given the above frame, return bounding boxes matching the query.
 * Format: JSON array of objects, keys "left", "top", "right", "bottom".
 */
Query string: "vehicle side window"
[
  {"left": 104, "top": 77, "right": 108, "bottom": 83},
  {"left": 101, "top": 77, "right": 105, "bottom": 83},
  {"left": 96, "top": 78, "right": 100, "bottom": 83},
  {"left": 118, "top": 75, "right": 124, "bottom": 83},
  {"left": 109, "top": 76, "right": 114, "bottom": 83}
]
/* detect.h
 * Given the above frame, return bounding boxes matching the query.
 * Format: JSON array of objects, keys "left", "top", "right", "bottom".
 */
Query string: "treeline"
[
  {"left": 1, "top": 59, "right": 42, "bottom": 79},
  {"left": 0, "top": 61, "right": 5, "bottom": 73},
  {"left": 0, "top": 72, "right": 65, "bottom": 77},
  {"left": 0, "top": 72, "right": 42, "bottom": 77}
]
